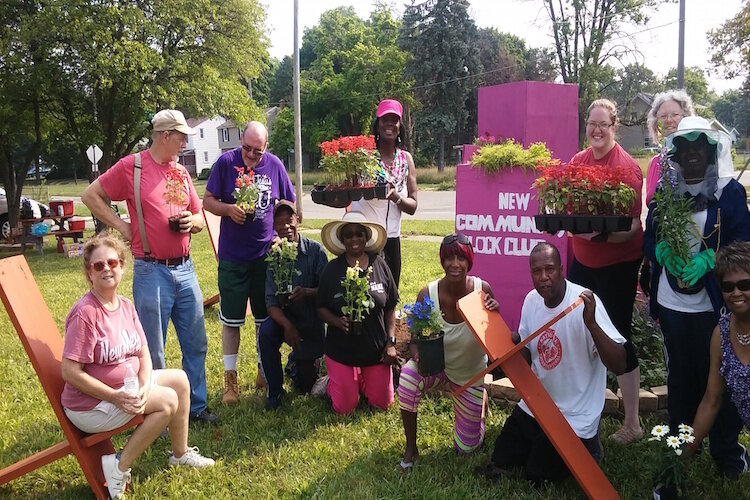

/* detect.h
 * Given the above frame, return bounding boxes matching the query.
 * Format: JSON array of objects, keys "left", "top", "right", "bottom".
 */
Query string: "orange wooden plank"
[
  {"left": 0, "top": 440, "right": 72, "bottom": 485},
  {"left": 457, "top": 290, "right": 619, "bottom": 500}
]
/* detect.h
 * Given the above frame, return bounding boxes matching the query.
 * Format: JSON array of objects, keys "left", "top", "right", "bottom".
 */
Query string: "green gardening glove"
[
  {"left": 681, "top": 249, "right": 716, "bottom": 286},
  {"left": 655, "top": 241, "right": 686, "bottom": 277}
]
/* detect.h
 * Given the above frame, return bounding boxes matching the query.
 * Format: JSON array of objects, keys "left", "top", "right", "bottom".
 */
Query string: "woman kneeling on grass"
[
  {"left": 397, "top": 234, "right": 499, "bottom": 470},
  {"left": 690, "top": 242, "right": 750, "bottom": 461},
  {"left": 61, "top": 233, "right": 214, "bottom": 499}
]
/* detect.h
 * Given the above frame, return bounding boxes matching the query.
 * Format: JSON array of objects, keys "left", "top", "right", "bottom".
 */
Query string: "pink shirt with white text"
[{"left": 61, "top": 292, "right": 147, "bottom": 411}]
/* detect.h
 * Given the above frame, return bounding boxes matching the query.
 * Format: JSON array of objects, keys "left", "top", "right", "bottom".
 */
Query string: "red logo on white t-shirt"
[{"left": 537, "top": 328, "right": 562, "bottom": 370}]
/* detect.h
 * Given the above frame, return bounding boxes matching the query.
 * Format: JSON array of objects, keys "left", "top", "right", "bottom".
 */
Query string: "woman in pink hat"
[{"left": 350, "top": 98, "right": 418, "bottom": 288}]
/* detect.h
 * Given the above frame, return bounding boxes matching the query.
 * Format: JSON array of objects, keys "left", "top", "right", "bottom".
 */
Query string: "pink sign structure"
[{"left": 456, "top": 82, "right": 578, "bottom": 332}]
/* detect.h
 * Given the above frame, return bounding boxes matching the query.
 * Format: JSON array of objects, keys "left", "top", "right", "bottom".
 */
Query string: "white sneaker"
[
  {"left": 101, "top": 453, "right": 131, "bottom": 499},
  {"left": 310, "top": 375, "right": 329, "bottom": 398},
  {"left": 168, "top": 446, "right": 215, "bottom": 468}
]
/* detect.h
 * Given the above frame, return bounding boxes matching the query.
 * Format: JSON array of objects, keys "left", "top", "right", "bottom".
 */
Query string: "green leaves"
[
  {"left": 339, "top": 262, "right": 374, "bottom": 323},
  {"left": 265, "top": 239, "right": 300, "bottom": 295}
]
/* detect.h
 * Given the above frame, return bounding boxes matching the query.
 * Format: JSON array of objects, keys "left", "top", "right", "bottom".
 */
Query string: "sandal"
[{"left": 610, "top": 426, "right": 643, "bottom": 445}]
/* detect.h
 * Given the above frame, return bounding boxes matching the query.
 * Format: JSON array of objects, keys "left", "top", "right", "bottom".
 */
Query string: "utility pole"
[
  {"left": 293, "top": 0, "right": 303, "bottom": 218},
  {"left": 677, "top": 0, "right": 685, "bottom": 89}
]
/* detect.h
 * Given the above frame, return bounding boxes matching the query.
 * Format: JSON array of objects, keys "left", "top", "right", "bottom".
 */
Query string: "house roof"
[
  {"left": 217, "top": 119, "right": 237, "bottom": 130},
  {"left": 186, "top": 117, "right": 209, "bottom": 127}
]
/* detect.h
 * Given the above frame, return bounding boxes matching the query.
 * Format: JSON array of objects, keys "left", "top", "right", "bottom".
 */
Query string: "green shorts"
[{"left": 217, "top": 258, "right": 268, "bottom": 327}]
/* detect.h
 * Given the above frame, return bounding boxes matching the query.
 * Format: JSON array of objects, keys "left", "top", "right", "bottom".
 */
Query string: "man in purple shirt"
[{"left": 203, "top": 121, "right": 295, "bottom": 404}]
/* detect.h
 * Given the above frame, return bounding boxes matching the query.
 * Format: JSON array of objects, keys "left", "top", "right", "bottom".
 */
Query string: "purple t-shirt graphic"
[{"left": 206, "top": 148, "right": 295, "bottom": 263}]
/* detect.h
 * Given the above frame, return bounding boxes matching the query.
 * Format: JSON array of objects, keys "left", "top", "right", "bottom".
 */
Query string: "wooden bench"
[{"left": 0, "top": 255, "right": 143, "bottom": 499}]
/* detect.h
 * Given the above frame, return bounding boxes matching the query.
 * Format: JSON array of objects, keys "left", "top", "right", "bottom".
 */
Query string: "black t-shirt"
[{"left": 316, "top": 252, "right": 399, "bottom": 366}]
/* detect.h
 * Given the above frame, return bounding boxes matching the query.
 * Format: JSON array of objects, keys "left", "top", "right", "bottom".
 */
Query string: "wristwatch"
[{"left": 387, "top": 336, "right": 397, "bottom": 346}]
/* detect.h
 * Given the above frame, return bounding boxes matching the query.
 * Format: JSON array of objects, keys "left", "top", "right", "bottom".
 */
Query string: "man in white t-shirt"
[{"left": 480, "top": 242, "right": 626, "bottom": 484}]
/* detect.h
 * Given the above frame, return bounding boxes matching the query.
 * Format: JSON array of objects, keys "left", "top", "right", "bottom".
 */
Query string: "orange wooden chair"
[
  {"left": 455, "top": 290, "right": 619, "bottom": 500},
  {"left": 202, "top": 209, "right": 221, "bottom": 308},
  {"left": 0, "top": 255, "right": 143, "bottom": 499}
]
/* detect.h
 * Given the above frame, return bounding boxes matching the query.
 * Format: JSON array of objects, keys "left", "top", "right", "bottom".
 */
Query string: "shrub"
[{"left": 470, "top": 139, "right": 555, "bottom": 173}]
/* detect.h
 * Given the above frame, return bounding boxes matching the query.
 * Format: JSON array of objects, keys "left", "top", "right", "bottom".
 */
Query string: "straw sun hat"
[{"left": 321, "top": 211, "right": 387, "bottom": 256}]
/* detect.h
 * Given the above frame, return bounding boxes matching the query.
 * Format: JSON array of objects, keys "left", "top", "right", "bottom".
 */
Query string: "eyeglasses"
[
  {"left": 241, "top": 144, "right": 265, "bottom": 156},
  {"left": 342, "top": 229, "right": 366, "bottom": 239},
  {"left": 657, "top": 112, "right": 684, "bottom": 122},
  {"left": 442, "top": 233, "right": 471, "bottom": 245},
  {"left": 585, "top": 122, "right": 613, "bottom": 131},
  {"left": 720, "top": 279, "right": 750, "bottom": 293},
  {"left": 88, "top": 259, "right": 123, "bottom": 272}
]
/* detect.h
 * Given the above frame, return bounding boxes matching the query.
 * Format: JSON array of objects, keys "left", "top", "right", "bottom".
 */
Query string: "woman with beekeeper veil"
[{"left": 644, "top": 115, "right": 750, "bottom": 479}]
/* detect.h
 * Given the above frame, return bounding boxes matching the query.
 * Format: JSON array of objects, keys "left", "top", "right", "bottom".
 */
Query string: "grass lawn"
[{"left": 1, "top": 228, "right": 749, "bottom": 498}]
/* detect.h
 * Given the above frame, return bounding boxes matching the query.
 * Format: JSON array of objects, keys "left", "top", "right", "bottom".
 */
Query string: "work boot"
[{"left": 222, "top": 370, "right": 239, "bottom": 405}]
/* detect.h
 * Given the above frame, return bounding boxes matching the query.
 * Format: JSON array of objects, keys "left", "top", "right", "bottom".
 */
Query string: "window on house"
[
  {"left": 199, "top": 128, "right": 204, "bottom": 139},
  {"left": 238, "top": 129, "right": 241, "bottom": 140},
  {"left": 631, "top": 112, "right": 638, "bottom": 122},
  {"left": 222, "top": 129, "right": 229, "bottom": 142},
  {"left": 204, "top": 151, "right": 209, "bottom": 162}
]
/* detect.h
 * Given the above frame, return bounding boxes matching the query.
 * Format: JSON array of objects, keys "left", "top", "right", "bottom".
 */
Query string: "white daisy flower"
[
  {"left": 678, "top": 424, "right": 694, "bottom": 434},
  {"left": 680, "top": 433, "right": 695, "bottom": 444},
  {"left": 666, "top": 435, "right": 681, "bottom": 449},
  {"left": 651, "top": 425, "right": 669, "bottom": 438}
]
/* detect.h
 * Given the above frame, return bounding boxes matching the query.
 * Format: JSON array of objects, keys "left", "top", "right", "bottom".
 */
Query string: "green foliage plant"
[
  {"left": 470, "top": 139, "right": 555, "bottom": 173},
  {"left": 335, "top": 261, "right": 374, "bottom": 323},
  {"left": 265, "top": 239, "right": 300, "bottom": 295},
  {"left": 652, "top": 159, "right": 694, "bottom": 268}
]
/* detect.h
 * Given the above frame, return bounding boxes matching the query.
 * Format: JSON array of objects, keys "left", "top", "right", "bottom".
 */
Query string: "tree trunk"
[{"left": 437, "top": 130, "right": 445, "bottom": 172}]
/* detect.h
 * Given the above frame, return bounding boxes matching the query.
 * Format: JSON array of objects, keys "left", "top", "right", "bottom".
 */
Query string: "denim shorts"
[{"left": 64, "top": 370, "right": 161, "bottom": 433}]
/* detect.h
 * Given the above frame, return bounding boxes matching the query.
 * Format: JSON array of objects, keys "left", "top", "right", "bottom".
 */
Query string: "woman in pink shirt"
[
  {"left": 61, "top": 234, "right": 213, "bottom": 499},
  {"left": 568, "top": 99, "right": 644, "bottom": 445}
]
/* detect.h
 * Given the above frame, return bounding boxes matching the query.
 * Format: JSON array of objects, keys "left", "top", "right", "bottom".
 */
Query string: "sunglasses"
[
  {"left": 342, "top": 229, "right": 366, "bottom": 239},
  {"left": 720, "top": 279, "right": 750, "bottom": 293},
  {"left": 442, "top": 233, "right": 471, "bottom": 245},
  {"left": 88, "top": 259, "right": 123, "bottom": 272},
  {"left": 241, "top": 144, "right": 265, "bottom": 156}
]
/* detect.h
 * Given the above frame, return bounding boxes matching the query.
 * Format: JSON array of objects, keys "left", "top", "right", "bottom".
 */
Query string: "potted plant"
[
  {"left": 265, "top": 239, "right": 301, "bottom": 308},
  {"left": 312, "top": 135, "right": 385, "bottom": 205},
  {"left": 651, "top": 158, "right": 704, "bottom": 294},
  {"left": 163, "top": 165, "right": 188, "bottom": 232},
  {"left": 334, "top": 261, "right": 374, "bottom": 335},
  {"left": 234, "top": 166, "right": 260, "bottom": 221},
  {"left": 403, "top": 296, "right": 445, "bottom": 376},
  {"left": 650, "top": 423, "right": 695, "bottom": 499},
  {"left": 532, "top": 162, "right": 636, "bottom": 234}
]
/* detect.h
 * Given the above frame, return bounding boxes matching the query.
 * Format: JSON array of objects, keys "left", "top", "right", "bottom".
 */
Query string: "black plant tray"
[
  {"left": 311, "top": 183, "right": 388, "bottom": 206},
  {"left": 534, "top": 214, "right": 632, "bottom": 234}
]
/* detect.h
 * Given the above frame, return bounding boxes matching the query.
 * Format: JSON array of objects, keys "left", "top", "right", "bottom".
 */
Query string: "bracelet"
[{"left": 395, "top": 196, "right": 402, "bottom": 206}]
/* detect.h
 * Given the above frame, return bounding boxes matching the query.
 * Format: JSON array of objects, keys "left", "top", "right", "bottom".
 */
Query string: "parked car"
[
  {"left": 0, "top": 188, "right": 50, "bottom": 240},
  {"left": 26, "top": 166, "right": 52, "bottom": 180}
]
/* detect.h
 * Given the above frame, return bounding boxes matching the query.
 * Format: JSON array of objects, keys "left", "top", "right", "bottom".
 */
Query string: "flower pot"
[
  {"left": 244, "top": 211, "right": 256, "bottom": 223},
  {"left": 361, "top": 186, "right": 376, "bottom": 200},
  {"left": 349, "top": 187, "right": 364, "bottom": 201},
  {"left": 311, "top": 185, "right": 327, "bottom": 204},
  {"left": 535, "top": 215, "right": 633, "bottom": 235},
  {"left": 349, "top": 319, "right": 363, "bottom": 336},
  {"left": 416, "top": 334, "right": 445, "bottom": 376},
  {"left": 653, "top": 484, "right": 681, "bottom": 500},
  {"left": 168, "top": 215, "right": 181, "bottom": 232},
  {"left": 277, "top": 292, "right": 291, "bottom": 309},
  {"left": 373, "top": 184, "right": 388, "bottom": 199}
]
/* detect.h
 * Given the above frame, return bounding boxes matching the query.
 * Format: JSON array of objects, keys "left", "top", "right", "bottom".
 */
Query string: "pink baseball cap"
[{"left": 376, "top": 99, "right": 403, "bottom": 118}]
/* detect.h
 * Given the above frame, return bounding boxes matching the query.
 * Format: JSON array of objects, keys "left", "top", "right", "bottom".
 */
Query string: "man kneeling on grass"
[
  {"left": 258, "top": 200, "right": 328, "bottom": 409},
  {"left": 478, "top": 242, "right": 626, "bottom": 484}
]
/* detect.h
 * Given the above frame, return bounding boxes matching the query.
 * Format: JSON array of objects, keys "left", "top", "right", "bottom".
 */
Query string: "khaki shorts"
[{"left": 64, "top": 370, "right": 161, "bottom": 433}]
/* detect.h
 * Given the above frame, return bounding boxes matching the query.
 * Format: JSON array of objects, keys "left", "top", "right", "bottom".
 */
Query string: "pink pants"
[{"left": 325, "top": 355, "right": 394, "bottom": 414}]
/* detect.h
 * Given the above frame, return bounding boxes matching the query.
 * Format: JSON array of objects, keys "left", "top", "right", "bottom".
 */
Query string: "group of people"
[{"left": 57, "top": 91, "right": 750, "bottom": 498}]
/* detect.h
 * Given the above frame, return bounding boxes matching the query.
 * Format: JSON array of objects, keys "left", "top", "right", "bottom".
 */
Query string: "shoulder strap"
[
  {"left": 133, "top": 152, "right": 151, "bottom": 255},
  {"left": 472, "top": 276, "right": 482, "bottom": 292},
  {"left": 427, "top": 279, "right": 440, "bottom": 312}
]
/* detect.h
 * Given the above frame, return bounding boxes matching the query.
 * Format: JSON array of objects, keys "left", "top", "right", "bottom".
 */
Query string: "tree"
[
  {"left": 399, "top": 0, "right": 481, "bottom": 170},
  {"left": 45, "top": 0, "right": 269, "bottom": 174},
  {"left": 602, "top": 63, "right": 662, "bottom": 125},
  {"left": 0, "top": 0, "right": 54, "bottom": 235},
  {"left": 270, "top": 56, "right": 294, "bottom": 106},
  {"left": 711, "top": 89, "right": 750, "bottom": 137},
  {"left": 662, "top": 67, "right": 710, "bottom": 105},
  {"left": 543, "top": 0, "right": 665, "bottom": 146},
  {"left": 299, "top": 6, "right": 412, "bottom": 154},
  {"left": 708, "top": 3, "right": 750, "bottom": 81},
  {"left": 268, "top": 106, "right": 295, "bottom": 163}
]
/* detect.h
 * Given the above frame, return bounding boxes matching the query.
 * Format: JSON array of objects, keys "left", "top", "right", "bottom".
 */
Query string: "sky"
[{"left": 263, "top": 0, "right": 745, "bottom": 94}]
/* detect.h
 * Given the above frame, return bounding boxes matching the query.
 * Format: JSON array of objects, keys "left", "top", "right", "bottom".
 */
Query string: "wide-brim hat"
[
  {"left": 666, "top": 116, "right": 719, "bottom": 157},
  {"left": 321, "top": 211, "right": 387, "bottom": 256}
]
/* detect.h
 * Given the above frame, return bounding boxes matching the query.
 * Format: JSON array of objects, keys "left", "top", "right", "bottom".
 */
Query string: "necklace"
[{"left": 734, "top": 318, "right": 750, "bottom": 346}]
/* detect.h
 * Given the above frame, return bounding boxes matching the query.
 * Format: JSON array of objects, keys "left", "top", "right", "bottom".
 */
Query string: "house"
[
  {"left": 179, "top": 117, "right": 225, "bottom": 176},
  {"left": 616, "top": 92, "right": 654, "bottom": 152},
  {"left": 217, "top": 119, "right": 243, "bottom": 152}
]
